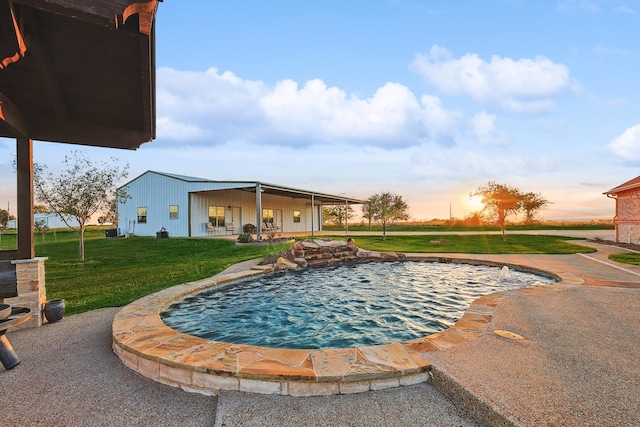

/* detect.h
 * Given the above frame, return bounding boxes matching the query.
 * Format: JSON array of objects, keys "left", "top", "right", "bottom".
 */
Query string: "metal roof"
[{"left": 127, "top": 170, "right": 365, "bottom": 205}]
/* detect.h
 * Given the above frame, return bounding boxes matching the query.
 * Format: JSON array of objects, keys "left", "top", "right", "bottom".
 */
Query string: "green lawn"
[
  {"left": 330, "top": 234, "right": 596, "bottom": 254},
  {"left": 0, "top": 227, "right": 599, "bottom": 316},
  {"left": 323, "top": 223, "right": 614, "bottom": 232},
  {"left": 609, "top": 252, "right": 640, "bottom": 266}
]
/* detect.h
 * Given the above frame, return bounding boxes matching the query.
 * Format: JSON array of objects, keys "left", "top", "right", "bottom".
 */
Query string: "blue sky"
[{"left": 1, "top": 0, "right": 639, "bottom": 221}]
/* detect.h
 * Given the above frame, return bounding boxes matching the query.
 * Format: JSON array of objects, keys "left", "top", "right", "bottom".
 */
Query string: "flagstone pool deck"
[
  {"left": 111, "top": 257, "right": 567, "bottom": 397},
  {"left": 3, "top": 238, "right": 640, "bottom": 426}
]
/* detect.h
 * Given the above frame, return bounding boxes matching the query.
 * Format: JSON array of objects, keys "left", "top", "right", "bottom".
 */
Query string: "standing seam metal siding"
[{"left": 118, "top": 171, "right": 329, "bottom": 237}]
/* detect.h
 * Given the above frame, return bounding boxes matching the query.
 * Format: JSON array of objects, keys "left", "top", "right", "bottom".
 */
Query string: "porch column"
[
  {"left": 311, "top": 194, "right": 315, "bottom": 237},
  {"left": 345, "top": 200, "right": 349, "bottom": 233},
  {"left": 255, "top": 183, "right": 262, "bottom": 240},
  {"left": 16, "top": 137, "right": 34, "bottom": 259}
]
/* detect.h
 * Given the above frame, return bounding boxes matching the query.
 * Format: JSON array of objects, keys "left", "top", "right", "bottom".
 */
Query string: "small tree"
[
  {"left": 521, "top": 192, "right": 550, "bottom": 224},
  {"left": 34, "top": 219, "right": 49, "bottom": 243},
  {"left": 364, "top": 192, "right": 410, "bottom": 239},
  {"left": 34, "top": 204, "right": 50, "bottom": 214},
  {"left": 472, "top": 181, "right": 522, "bottom": 238},
  {"left": 322, "top": 204, "right": 355, "bottom": 227},
  {"left": 361, "top": 199, "right": 375, "bottom": 231},
  {"left": 0, "top": 208, "right": 11, "bottom": 244},
  {"left": 33, "top": 150, "right": 129, "bottom": 262}
]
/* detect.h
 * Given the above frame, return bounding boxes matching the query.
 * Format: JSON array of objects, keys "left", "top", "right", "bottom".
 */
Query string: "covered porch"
[{"left": 0, "top": 0, "right": 160, "bottom": 329}]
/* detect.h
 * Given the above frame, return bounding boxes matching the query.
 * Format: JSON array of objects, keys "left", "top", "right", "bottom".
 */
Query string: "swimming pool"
[{"left": 161, "top": 260, "right": 557, "bottom": 349}]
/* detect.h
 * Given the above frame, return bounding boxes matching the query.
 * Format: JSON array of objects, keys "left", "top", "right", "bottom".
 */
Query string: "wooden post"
[{"left": 16, "top": 137, "right": 34, "bottom": 259}]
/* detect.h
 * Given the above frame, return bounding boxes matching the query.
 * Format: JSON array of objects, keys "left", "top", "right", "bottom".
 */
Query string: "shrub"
[{"left": 237, "top": 232, "right": 254, "bottom": 243}]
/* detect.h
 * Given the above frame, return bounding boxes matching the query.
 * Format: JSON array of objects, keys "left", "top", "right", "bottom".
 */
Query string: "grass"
[
  {"left": 322, "top": 234, "right": 596, "bottom": 254},
  {"left": 323, "top": 223, "right": 614, "bottom": 232},
  {"left": 1, "top": 228, "right": 291, "bottom": 316},
  {"left": 609, "top": 253, "right": 640, "bottom": 266},
  {"left": 0, "top": 227, "right": 598, "bottom": 316}
]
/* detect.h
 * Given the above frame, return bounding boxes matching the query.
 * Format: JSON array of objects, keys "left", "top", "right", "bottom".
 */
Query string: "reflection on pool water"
[{"left": 161, "top": 260, "right": 557, "bottom": 349}]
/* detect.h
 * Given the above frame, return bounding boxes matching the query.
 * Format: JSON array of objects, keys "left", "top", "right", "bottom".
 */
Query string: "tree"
[
  {"left": 0, "top": 208, "right": 12, "bottom": 244},
  {"left": 361, "top": 199, "right": 375, "bottom": 231},
  {"left": 33, "top": 151, "right": 129, "bottom": 262},
  {"left": 34, "top": 205, "right": 50, "bottom": 214},
  {"left": 322, "top": 204, "right": 355, "bottom": 227},
  {"left": 34, "top": 219, "right": 49, "bottom": 243},
  {"left": 521, "top": 192, "right": 550, "bottom": 224},
  {"left": 472, "top": 181, "right": 522, "bottom": 238},
  {"left": 364, "top": 192, "right": 410, "bottom": 239}
]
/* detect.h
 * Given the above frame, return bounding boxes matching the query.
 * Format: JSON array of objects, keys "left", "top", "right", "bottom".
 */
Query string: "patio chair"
[
  {"left": 225, "top": 223, "right": 235, "bottom": 235},
  {"left": 206, "top": 222, "right": 216, "bottom": 236}
]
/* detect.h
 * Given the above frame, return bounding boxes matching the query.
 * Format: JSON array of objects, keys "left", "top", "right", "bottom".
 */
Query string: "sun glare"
[{"left": 466, "top": 195, "right": 484, "bottom": 211}]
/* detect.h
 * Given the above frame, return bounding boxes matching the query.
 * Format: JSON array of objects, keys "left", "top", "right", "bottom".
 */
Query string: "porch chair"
[
  {"left": 206, "top": 222, "right": 216, "bottom": 236},
  {"left": 225, "top": 223, "right": 235, "bottom": 235}
]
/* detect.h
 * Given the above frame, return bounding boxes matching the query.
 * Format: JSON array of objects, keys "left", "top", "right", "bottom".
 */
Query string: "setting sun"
[{"left": 466, "top": 195, "right": 484, "bottom": 211}]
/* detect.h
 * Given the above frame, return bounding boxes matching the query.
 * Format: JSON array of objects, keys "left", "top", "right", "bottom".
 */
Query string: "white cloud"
[
  {"left": 469, "top": 111, "right": 507, "bottom": 145},
  {"left": 557, "top": 0, "right": 600, "bottom": 13},
  {"left": 411, "top": 45, "right": 578, "bottom": 113},
  {"left": 614, "top": 6, "right": 637, "bottom": 15},
  {"left": 156, "top": 117, "right": 211, "bottom": 141},
  {"left": 155, "top": 67, "right": 461, "bottom": 148},
  {"left": 608, "top": 124, "right": 640, "bottom": 162}
]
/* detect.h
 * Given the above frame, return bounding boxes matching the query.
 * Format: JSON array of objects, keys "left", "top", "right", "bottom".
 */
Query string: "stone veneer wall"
[{"left": 4, "top": 258, "right": 47, "bottom": 330}]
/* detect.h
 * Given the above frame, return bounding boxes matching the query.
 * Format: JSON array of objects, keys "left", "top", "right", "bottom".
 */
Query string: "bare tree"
[
  {"left": 33, "top": 150, "right": 129, "bottom": 262},
  {"left": 472, "top": 181, "right": 522, "bottom": 238},
  {"left": 364, "top": 192, "right": 410, "bottom": 239}
]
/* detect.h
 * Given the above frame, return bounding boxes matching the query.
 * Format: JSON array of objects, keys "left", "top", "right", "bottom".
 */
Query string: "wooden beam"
[
  {"left": 12, "top": 0, "right": 134, "bottom": 27},
  {"left": 0, "top": 91, "right": 28, "bottom": 137},
  {"left": 16, "top": 137, "right": 34, "bottom": 260}
]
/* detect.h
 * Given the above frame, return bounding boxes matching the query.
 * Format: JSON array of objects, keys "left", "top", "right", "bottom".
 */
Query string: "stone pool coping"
[{"left": 112, "top": 255, "right": 576, "bottom": 397}]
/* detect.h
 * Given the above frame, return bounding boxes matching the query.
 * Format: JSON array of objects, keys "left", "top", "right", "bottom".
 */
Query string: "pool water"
[{"left": 161, "top": 261, "right": 556, "bottom": 349}]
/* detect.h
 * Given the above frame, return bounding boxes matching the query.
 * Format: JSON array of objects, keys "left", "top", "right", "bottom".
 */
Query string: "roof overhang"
[
  {"left": 604, "top": 175, "right": 640, "bottom": 197},
  {"left": 191, "top": 183, "right": 364, "bottom": 205},
  {"left": 0, "top": 0, "right": 160, "bottom": 149}
]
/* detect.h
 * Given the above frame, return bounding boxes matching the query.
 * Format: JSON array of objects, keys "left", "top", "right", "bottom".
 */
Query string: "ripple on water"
[{"left": 161, "top": 260, "right": 557, "bottom": 349}]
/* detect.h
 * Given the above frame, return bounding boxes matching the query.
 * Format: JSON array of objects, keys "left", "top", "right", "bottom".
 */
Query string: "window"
[
  {"left": 293, "top": 210, "right": 301, "bottom": 223},
  {"left": 137, "top": 207, "right": 147, "bottom": 223},
  {"left": 208, "top": 205, "right": 225, "bottom": 227},
  {"left": 262, "top": 208, "right": 274, "bottom": 224},
  {"left": 169, "top": 205, "right": 179, "bottom": 220}
]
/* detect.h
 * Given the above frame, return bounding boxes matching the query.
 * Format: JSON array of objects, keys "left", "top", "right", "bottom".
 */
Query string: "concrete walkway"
[{"left": 2, "top": 239, "right": 639, "bottom": 426}]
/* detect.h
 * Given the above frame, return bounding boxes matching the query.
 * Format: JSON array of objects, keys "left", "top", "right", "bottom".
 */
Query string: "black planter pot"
[{"left": 44, "top": 299, "right": 65, "bottom": 323}]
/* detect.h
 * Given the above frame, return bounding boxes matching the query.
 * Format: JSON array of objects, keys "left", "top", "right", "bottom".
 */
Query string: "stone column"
[{"left": 5, "top": 257, "right": 47, "bottom": 330}]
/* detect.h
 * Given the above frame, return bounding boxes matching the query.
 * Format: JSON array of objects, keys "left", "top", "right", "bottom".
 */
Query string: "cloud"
[
  {"left": 468, "top": 111, "right": 507, "bottom": 145},
  {"left": 614, "top": 6, "right": 637, "bottom": 15},
  {"left": 155, "top": 67, "right": 460, "bottom": 148},
  {"left": 608, "top": 124, "right": 640, "bottom": 162},
  {"left": 557, "top": 0, "right": 600, "bottom": 13},
  {"left": 410, "top": 45, "right": 578, "bottom": 113}
]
